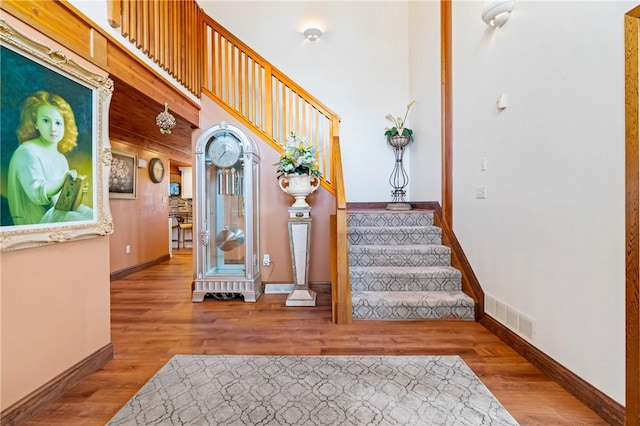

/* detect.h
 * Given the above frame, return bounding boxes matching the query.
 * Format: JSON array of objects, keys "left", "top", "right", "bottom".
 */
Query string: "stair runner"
[{"left": 348, "top": 210, "right": 475, "bottom": 320}]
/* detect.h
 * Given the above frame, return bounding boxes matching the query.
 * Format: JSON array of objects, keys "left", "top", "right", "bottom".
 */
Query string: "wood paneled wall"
[
  {"left": 2, "top": 0, "right": 108, "bottom": 69},
  {"left": 625, "top": 5, "right": 640, "bottom": 425}
]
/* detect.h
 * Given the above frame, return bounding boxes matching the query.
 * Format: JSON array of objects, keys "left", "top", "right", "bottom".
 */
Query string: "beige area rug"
[{"left": 107, "top": 355, "right": 519, "bottom": 426}]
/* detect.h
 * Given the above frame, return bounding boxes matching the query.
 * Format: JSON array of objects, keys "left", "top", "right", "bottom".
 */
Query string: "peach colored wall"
[
  {"left": 109, "top": 141, "right": 171, "bottom": 272},
  {"left": 1, "top": 238, "right": 111, "bottom": 409},
  {"left": 195, "top": 96, "right": 335, "bottom": 284},
  {"left": 0, "top": 13, "right": 112, "bottom": 411}
]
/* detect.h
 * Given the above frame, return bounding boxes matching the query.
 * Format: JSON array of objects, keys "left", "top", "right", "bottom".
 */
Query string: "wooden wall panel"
[
  {"left": 107, "top": 43, "right": 199, "bottom": 127},
  {"left": 109, "top": 127, "right": 191, "bottom": 166},
  {"left": 2, "top": 0, "right": 107, "bottom": 69},
  {"left": 626, "top": 6, "right": 640, "bottom": 425},
  {"left": 440, "top": 0, "right": 453, "bottom": 227}
]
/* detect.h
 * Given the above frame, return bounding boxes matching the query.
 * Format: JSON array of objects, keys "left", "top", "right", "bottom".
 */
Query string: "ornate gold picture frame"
[{"left": 0, "top": 20, "right": 114, "bottom": 251}]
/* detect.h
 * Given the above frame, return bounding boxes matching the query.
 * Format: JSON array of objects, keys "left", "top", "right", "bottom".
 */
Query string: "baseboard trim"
[
  {"left": 110, "top": 254, "right": 170, "bottom": 281},
  {"left": 346, "top": 201, "right": 440, "bottom": 211},
  {"left": 0, "top": 343, "right": 114, "bottom": 426},
  {"left": 480, "top": 315, "right": 624, "bottom": 425},
  {"left": 264, "top": 281, "right": 331, "bottom": 294},
  {"left": 432, "top": 206, "right": 485, "bottom": 321}
]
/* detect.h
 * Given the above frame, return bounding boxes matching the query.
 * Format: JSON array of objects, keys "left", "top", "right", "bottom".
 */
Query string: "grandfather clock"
[{"left": 191, "top": 122, "right": 262, "bottom": 302}]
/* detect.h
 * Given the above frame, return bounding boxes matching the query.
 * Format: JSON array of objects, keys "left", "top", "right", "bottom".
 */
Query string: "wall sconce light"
[
  {"left": 481, "top": 0, "right": 515, "bottom": 28},
  {"left": 303, "top": 28, "right": 322, "bottom": 41}
]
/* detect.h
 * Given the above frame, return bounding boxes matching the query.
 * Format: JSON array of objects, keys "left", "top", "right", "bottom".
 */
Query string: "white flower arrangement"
[
  {"left": 384, "top": 100, "right": 416, "bottom": 138},
  {"left": 274, "top": 133, "right": 322, "bottom": 178}
]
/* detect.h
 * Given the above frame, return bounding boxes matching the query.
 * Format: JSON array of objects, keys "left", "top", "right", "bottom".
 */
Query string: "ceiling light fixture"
[
  {"left": 303, "top": 28, "right": 322, "bottom": 41},
  {"left": 156, "top": 102, "right": 176, "bottom": 134},
  {"left": 481, "top": 0, "right": 515, "bottom": 28}
]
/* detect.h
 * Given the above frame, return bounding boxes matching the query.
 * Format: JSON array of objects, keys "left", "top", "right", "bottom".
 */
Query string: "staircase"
[{"left": 347, "top": 209, "right": 475, "bottom": 320}]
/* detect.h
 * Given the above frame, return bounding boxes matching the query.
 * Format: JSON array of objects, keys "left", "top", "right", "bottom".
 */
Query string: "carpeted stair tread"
[
  {"left": 348, "top": 244, "right": 451, "bottom": 267},
  {"left": 350, "top": 265, "right": 460, "bottom": 274},
  {"left": 352, "top": 291, "right": 475, "bottom": 320},
  {"left": 347, "top": 226, "right": 442, "bottom": 245},
  {"left": 349, "top": 244, "right": 451, "bottom": 253},
  {"left": 347, "top": 211, "right": 435, "bottom": 227},
  {"left": 350, "top": 265, "right": 462, "bottom": 292}
]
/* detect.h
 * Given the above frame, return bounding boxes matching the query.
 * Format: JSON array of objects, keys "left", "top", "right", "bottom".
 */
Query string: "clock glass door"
[{"left": 205, "top": 140, "right": 245, "bottom": 277}]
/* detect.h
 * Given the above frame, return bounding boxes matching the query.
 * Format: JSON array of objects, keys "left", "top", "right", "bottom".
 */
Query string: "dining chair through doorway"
[{"left": 179, "top": 216, "right": 193, "bottom": 249}]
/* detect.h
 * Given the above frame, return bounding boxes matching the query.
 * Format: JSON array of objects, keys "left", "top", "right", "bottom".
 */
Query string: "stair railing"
[{"left": 201, "top": 15, "right": 340, "bottom": 194}]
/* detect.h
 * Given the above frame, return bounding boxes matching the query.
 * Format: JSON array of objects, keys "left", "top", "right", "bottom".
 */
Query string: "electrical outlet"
[
  {"left": 475, "top": 186, "right": 487, "bottom": 199},
  {"left": 262, "top": 254, "right": 271, "bottom": 266},
  {"left": 125, "top": 245, "right": 131, "bottom": 254}
]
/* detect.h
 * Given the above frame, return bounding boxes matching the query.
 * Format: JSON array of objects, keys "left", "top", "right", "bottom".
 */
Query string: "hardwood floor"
[{"left": 24, "top": 250, "right": 607, "bottom": 425}]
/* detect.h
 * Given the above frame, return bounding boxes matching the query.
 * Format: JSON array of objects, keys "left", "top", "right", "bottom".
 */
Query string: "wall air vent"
[{"left": 485, "top": 294, "right": 535, "bottom": 342}]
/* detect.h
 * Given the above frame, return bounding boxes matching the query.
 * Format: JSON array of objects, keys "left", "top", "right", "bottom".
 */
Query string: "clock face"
[
  {"left": 208, "top": 134, "right": 242, "bottom": 168},
  {"left": 149, "top": 158, "right": 165, "bottom": 183}
]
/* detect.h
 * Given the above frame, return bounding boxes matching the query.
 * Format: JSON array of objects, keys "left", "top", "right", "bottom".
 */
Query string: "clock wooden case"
[{"left": 149, "top": 157, "right": 165, "bottom": 183}]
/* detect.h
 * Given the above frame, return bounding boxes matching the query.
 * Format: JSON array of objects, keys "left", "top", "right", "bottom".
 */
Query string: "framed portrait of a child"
[{"left": 0, "top": 20, "right": 114, "bottom": 251}]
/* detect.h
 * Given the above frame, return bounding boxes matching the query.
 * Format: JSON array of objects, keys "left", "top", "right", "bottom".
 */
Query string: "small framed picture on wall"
[{"left": 109, "top": 150, "right": 137, "bottom": 199}]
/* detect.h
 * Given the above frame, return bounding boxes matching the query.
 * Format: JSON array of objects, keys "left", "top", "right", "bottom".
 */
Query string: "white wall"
[
  {"left": 409, "top": 1, "right": 443, "bottom": 202},
  {"left": 452, "top": 0, "right": 632, "bottom": 404}
]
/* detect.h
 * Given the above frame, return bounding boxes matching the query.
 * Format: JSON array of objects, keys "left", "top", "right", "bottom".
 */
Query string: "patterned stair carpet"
[
  {"left": 107, "top": 355, "right": 519, "bottom": 426},
  {"left": 348, "top": 210, "right": 475, "bottom": 320}
]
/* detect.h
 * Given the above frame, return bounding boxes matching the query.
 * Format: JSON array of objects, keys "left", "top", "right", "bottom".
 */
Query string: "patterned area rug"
[{"left": 107, "top": 355, "right": 519, "bottom": 426}]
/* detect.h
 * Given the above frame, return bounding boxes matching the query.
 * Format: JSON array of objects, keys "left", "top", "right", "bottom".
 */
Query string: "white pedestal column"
[{"left": 286, "top": 207, "right": 316, "bottom": 306}]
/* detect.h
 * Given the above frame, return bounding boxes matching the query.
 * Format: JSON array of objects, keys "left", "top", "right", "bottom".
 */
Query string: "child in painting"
[{"left": 7, "top": 90, "right": 92, "bottom": 225}]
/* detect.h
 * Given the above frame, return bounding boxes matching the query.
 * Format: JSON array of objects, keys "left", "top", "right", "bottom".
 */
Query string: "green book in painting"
[{"left": 55, "top": 174, "right": 87, "bottom": 211}]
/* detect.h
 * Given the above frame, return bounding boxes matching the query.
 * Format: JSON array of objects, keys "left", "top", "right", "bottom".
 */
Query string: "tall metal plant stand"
[{"left": 386, "top": 135, "right": 412, "bottom": 211}]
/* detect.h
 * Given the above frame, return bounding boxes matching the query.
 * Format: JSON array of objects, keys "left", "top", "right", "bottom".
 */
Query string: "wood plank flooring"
[{"left": 23, "top": 250, "right": 607, "bottom": 425}]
